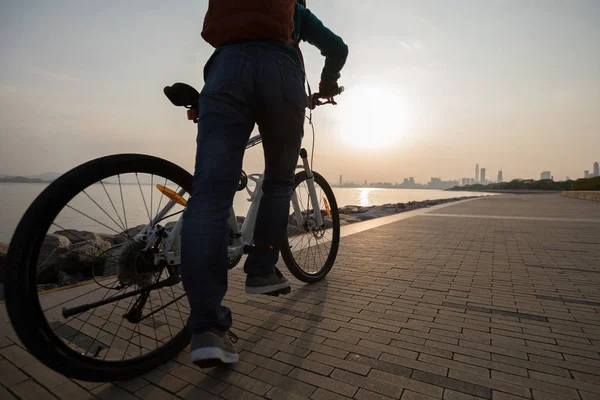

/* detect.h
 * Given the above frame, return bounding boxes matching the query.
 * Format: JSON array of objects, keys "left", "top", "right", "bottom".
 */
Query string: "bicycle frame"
[{"left": 133, "top": 135, "right": 324, "bottom": 268}]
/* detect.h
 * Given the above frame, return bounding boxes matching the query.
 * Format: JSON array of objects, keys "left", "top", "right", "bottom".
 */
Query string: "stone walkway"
[{"left": 1, "top": 193, "right": 599, "bottom": 399}]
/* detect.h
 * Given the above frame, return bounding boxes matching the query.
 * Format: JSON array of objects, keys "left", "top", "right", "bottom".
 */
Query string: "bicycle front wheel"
[
  {"left": 4, "top": 154, "right": 192, "bottom": 381},
  {"left": 281, "top": 171, "right": 340, "bottom": 283}
]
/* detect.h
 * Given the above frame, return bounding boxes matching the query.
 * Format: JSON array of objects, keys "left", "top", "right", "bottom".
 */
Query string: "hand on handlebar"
[{"left": 309, "top": 82, "right": 344, "bottom": 110}]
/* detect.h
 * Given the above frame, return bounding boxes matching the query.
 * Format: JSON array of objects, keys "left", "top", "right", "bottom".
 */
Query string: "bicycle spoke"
[
  {"left": 64, "top": 205, "right": 124, "bottom": 235},
  {"left": 155, "top": 177, "right": 168, "bottom": 218},
  {"left": 136, "top": 173, "right": 152, "bottom": 222},
  {"left": 82, "top": 190, "right": 125, "bottom": 232},
  {"left": 117, "top": 175, "right": 129, "bottom": 232},
  {"left": 100, "top": 180, "right": 126, "bottom": 232}
]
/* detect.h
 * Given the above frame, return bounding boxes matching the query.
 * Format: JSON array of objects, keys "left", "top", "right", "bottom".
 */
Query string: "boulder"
[
  {"left": 0, "top": 242, "right": 8, "bottom": 283},
  {"left": 38, "top": 238, "right": 111, "bottom": 283},
  {"left": 53, "top": 229, "right": 107, "bottom": 245},
  {"left": 39, "top": 234, "right": 71, "bottom": 264},
  {"left": 339, "top": 214, "right": 362, "bottom": 226}
]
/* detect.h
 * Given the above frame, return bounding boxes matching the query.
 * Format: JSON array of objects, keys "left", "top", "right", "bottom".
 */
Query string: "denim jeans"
[{"left": 181, "top": 45, "right": 307, "bottom": 333}]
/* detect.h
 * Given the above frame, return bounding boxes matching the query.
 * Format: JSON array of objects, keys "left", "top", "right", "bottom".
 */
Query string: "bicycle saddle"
[{"left": 163, "top": 82, "right": 200, "bottom": 109}]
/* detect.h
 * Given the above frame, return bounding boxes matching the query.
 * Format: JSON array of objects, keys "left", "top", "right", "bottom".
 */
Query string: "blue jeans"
[{"left": 181, "top": 45, "right": 307, "bottom": 333}]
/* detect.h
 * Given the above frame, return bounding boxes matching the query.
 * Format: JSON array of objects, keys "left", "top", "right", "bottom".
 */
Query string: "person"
[{"left": 180, "top": 0, "right": 348, "bottom": 367}]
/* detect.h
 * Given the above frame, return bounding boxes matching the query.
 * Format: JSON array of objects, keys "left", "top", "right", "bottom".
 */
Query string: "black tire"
[
  {"left": 4, "top": 154, "right": 192, "bottom": 381},
  {"left": 281, "top": 171, "right": 340, "bottom": 283}
]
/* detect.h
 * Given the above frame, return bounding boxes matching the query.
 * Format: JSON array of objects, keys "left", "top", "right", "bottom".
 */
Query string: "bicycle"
[{"left": 3, "top": 82, "right": 342, "bottom": 381}]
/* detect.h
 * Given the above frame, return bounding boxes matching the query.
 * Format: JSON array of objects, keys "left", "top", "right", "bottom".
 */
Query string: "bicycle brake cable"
[{"left": 305, "top": 76, "right": 316, "bottom": 171}]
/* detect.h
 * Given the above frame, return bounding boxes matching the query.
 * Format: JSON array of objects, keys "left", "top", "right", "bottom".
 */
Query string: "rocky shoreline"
[{"left": 0, "top": 196, "right": 478, "bottom": 298}]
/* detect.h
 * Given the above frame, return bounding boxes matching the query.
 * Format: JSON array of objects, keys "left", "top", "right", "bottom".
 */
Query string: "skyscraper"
[
  {"left": 480, "top": 168, "right": 486, "bottom": 184},
  {"left": 339, "top": 175, "right": 343, "bottom": 187},
  {"left": 497, "top": 170, "right": 503, "bottom": 183},
  {"left": 585, "top": 171, "right": 590, "bottom": 179},
  {"left": 475, "top": 163, "right": 479, "bottom": 183},
  {"left": 541, "top": 171, "right": 552, "bottom": 180},
  {"left": 594, "top": 162, "right": 599, "bottom": 177}
]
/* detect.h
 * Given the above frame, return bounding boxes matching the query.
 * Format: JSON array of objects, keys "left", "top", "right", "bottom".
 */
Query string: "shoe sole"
[
  {"left": 245, "top": 281, "right": 291, "bottom": 295},
  {"left": 190, "top": 346, "right": 239, "bottom": 368}
]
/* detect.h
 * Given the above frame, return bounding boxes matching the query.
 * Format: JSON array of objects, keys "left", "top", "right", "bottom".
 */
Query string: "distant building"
[
  {"left": 428, "top": 177, "right": 459, "bottom": 190},
  {"left": 541, "top": 171, "right": 552, "bottom": 180},
  {"left": 594, "top": 162, "right": 600, "bottom": 177},
  {"left": 585, "top": 170, "right": 590, "bottom": 179},
  {"left": 480, "top": 168, "right": 486, "bottom": 184},
  {"left": 339, "top": 175, "right": 342, "bottom": 187},
  {"left": 475, "top": 163, "right": 479, "bottom": 183},
  {"left": 497, "top": 170, "right": 503, "bottom": 183}
]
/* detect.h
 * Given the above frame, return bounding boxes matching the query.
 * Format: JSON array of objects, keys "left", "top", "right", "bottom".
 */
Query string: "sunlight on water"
[{"left": 359, "top": 188, "right": 374, "bottom": 206}]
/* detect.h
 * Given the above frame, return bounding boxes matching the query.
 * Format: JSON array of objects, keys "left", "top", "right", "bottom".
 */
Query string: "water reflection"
[{"left": 359, "top": 188, "right": 378, "bottom": 206}]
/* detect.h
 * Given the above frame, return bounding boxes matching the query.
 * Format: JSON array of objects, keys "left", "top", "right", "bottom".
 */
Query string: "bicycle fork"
[{"left": 293, "top": 148, "right": 324, "bottom": 227}]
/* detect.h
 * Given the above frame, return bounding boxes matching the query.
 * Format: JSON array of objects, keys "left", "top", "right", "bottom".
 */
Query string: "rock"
[
  {"left": 0, "top": 242, "right": 7, "bottom": 283},
  {"left": 339, "top": 214, "right": 361, "bottom": 226},
  {"left": 54, "top": 229, "right": 108, "bottom": 245},
  {"left": 58, "top": 271, "right": 78, "bottom": 286},
  {"left": 39, "top": 234, "right": 71, "bottom": 264},
  {"left": 38, "top": 238, "right": 111, "bottom": 283}
]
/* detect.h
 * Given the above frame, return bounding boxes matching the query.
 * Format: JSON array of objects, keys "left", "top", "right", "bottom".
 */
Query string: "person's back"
[{"left": 180, "top": 0, "right": 348, "bottom": 367}]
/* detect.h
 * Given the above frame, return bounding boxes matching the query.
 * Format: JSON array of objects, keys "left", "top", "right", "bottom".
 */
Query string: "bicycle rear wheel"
[
  {"left": 281, "top": 171, "right": 340, "bottom": 283},
  {"left": 4, "top": 154, "right": 192, "bottom": 381}
]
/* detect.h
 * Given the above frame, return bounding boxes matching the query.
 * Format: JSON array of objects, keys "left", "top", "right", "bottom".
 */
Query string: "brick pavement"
[{"left": 1, "top": 193, "right": 599, "bottom": 399}]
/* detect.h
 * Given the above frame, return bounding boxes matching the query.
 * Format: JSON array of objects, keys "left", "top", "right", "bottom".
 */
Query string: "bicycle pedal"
[{"left": 265, "top": 287, "right": 291, "bottom": 297}]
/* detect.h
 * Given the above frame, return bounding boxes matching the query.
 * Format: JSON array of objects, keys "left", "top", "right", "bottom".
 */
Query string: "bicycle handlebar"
[{"left": 309, "top": 86, "right": 344, "bottom": 110}]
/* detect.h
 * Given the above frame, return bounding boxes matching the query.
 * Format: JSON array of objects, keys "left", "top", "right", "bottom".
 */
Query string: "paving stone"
[
  {"left": 491, "top": 370, "right": 577, "bottom": 399},
  {"left": 0, "top": 345, "right": 38, "bottom": 367},
  {"left": 92, "top": 383, "right": 138, "bottom": 400},
  {"left": 0, "top": 359, "right": 28, "bottom": 387},
  {"left": 134, "top": 384, "right": 179, "bottom": 399},
  {"left": 307, "top": 351, "right": 371, "bottom": 376},
  {"left": 169, "top": 365, "right": 229, "bottom": 395},
  {"left": 220, "top": 385, "right": 264, "bottom": 400},
  {"left": 0, "top": 384, "right": 17, "bottom": 400},
  {"left": 310, "top": 387, "right": 353, "bottom": 400},
  {"left": 249, "top": 366, "right": 316, "bottom": 397},
  {"left": 176, "top": 384, "right": 220, "bottom": 399},
  {"left": 52, "top": 381, "right": 97, "bottom": 400},
  {"left": 21, "top": 361, "right": 70, "bottom": 390},
  {"left": 354, "top": 388, "right": 396, "bottom": 400},
  {"left": 411, "top": 370, "right": 490, "bottom": 399},
  {"left": 114, "top": 377, "right": 149, "bottom": 393},
  {"left": 346, "top": 353, "right": 412, "bottom": 377},
  {"left": 369, "top": 369, "right": 443, "bottom": 398},
  {"left": 207, "top": 368, "right": 272, "bottom": 396},
  {"left": 265, "top": 386, "right": 310, "bottom": 400},
  {"left": 10, "top": 379, "right": 56, "bottom": 400},
  {"left": 289, "top": 368, "right": 358, "bottom": 398}
]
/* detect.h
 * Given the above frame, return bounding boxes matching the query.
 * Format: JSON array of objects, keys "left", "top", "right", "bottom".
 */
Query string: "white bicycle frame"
[{"left": 133, "top": 134, "right": 325, "bottom": 268}]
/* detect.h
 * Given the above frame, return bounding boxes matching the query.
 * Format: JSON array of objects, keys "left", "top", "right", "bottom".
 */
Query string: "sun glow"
[{"left": 336, "top": 85, "right": 412, "bottom": 149}]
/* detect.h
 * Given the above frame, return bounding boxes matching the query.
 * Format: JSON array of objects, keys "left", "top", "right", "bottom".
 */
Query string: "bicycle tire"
[
  {"left": 4, "top": 154, "right": 192, "bottom": 381},
  {"left": 281, "top": 171, "right": 340, "bottom": 283}
]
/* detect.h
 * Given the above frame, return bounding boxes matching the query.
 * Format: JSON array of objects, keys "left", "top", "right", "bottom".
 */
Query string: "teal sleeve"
[{"left": 296, "top": 4, "right": 349, "bottom": 83}]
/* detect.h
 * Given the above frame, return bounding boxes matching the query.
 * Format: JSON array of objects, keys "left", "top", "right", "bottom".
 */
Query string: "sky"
[{"left": 1, "top": 0, "right": 599, "bottom": 184}]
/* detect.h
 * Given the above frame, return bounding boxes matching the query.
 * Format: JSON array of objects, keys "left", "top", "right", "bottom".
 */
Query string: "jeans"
[{"left": 181, "top": 45, "right": 307, "bottom": 333}]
